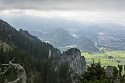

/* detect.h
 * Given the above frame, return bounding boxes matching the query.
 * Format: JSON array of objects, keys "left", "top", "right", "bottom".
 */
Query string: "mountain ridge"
[
  {"left": 30, "top": 28, "right": 99, "bottom": 53},
  {"left": 0, "top": 19, "right": 86, "bottom": 83}
]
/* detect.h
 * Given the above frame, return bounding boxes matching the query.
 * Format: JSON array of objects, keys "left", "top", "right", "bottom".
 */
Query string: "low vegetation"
[{"left": 79, "top": 61, "right": 125, "bottom": 83}]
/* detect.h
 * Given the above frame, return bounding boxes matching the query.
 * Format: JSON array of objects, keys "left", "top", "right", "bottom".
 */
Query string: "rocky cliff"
[{"left": 60, "top": 48, "right": 86, "bottom": 76}]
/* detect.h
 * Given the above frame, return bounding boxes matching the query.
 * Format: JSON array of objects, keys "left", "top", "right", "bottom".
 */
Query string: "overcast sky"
[{"left": 0, "top": 0, "right": 125, "bottom": 25}]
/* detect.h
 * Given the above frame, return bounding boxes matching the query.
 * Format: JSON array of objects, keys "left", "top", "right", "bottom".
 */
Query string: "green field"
[{"left": 81, "top": 51, "right": 125, "bottom": 67}]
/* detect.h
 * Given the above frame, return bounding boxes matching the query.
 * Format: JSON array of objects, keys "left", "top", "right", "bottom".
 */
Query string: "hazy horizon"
[{"left": 0, "top": 0, "right": 125, "bottom": 26}]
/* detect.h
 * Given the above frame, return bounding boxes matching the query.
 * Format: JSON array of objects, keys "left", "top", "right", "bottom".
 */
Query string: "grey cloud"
[{"left": 0, "top": 0, "right": 125, "bottom": 12}]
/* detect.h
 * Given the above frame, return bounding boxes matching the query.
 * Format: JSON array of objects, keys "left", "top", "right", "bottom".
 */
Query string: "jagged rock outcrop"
[
  {"left": 106, "top": 66, "right": 120, "bottom": 83},
  {"left": 60, "top": 48, "right": 86, "bottom": 76},
  {"left": 106, "top": 66, "right": 114, "bottom": 77}
]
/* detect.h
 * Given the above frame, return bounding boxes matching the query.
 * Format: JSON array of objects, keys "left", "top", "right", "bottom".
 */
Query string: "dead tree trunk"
[{"left": 0, "top": 57, "right": 26, "bottom": 83}]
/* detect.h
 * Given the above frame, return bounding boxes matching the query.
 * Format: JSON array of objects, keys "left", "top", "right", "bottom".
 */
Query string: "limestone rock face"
[
  {"left": 60, "top": 48, "right": 86, "bottom": 76},
  {"left": 106, "top": 66, "right": 114, "bottom": 77}
]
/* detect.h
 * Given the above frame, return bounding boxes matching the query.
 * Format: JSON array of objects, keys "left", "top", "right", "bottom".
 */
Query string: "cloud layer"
[
  {"left": 0, "top": 0, "right": 125, "bottom": 26},
  {"left": 0, "top": 0, "right": 125, "bottom": 11}
]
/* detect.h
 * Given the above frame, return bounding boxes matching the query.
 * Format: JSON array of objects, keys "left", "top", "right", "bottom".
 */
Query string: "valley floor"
[{"left": 82, "top": 51, "right": 125, "bottom": 67}]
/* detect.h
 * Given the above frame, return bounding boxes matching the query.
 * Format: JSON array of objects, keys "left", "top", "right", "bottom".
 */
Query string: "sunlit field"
[{"left": 82, "top": 51, "right": 125, "bottom": 67}]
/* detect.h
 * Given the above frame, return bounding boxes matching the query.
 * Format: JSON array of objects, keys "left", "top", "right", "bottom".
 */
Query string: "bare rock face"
[
  {"left": 60, "top": 48, "right": 86, "bottom": 76},
  {"left": 106, "top": 66, "right": 114, "bottom": 77}
]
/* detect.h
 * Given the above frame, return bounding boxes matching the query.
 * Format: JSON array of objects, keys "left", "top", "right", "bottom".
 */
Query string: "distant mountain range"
[
  {"left": 0, "top": 15, "right": 85, "bottom": 32},
  {"left": 30, "top": 28, "right": 99, "bottom": 53},
  {"left": 1, "top": 15, "right": 125, "bottom": 52}
]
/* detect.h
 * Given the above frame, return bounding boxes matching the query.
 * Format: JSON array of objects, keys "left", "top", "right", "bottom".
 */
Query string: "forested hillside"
[{"left": 0, "top": 19, "right": 74, "bottom": 83}]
